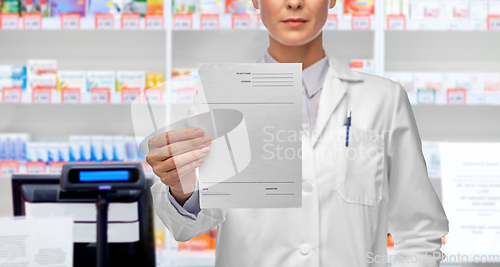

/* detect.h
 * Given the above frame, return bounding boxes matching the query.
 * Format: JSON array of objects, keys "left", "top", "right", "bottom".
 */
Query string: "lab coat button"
[
  {"left": 300, "top": 244, "right": 311, "bottom": 255},
  {"left": 302, "top": 182, "right": 312, "bottom": 193},
  {"left": 302, "top": 124, "right": 308, "bottom": 131}
]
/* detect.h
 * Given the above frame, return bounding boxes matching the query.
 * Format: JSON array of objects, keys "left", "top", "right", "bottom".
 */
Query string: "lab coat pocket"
[{"left": 335, "top": 126, "right": 385, "bottom": 207}]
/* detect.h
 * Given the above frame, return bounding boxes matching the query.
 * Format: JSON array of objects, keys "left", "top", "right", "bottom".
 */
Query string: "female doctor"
[{"left": 147, "top": 0, "right": 449, "bottom": 266}]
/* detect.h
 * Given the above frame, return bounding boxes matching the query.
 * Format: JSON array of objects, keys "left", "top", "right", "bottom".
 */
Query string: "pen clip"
[{"left": 345, "top": 111, "right": 352, "bottom": 126}]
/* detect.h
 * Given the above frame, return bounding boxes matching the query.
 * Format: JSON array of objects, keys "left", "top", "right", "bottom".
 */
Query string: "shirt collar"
[{"left": 263, "top": 51, "right": 329, "bottom": 98}]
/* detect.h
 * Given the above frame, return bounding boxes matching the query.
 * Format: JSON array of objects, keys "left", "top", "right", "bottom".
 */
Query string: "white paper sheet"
[
  {"left": 195, "top": 63, "right": 302, "bottom": 209},
  {"left": 0, "top": 217, "right": 73, "bottom": 267},
  {"left": 440, "top": 143, "right": 500, "bottom": 255}
]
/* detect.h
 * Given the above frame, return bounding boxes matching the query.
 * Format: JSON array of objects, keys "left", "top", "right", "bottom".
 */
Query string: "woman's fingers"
[
  {"left": 148, "top": 127, "right": 205, "bottom": 149},
  {"left": 158, "top": 146, "right": 210, "bottom": 173},
  {"left": 147, "top": 135, "right": 212, "bottom": 161},
  {"left": 146, "top": 127, "right": 211, "bottom": 193},
  {"left": 157, "top": 157, "right": 205, "bottom": 192}
]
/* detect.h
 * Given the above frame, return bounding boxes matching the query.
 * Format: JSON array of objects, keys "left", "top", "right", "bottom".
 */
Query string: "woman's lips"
[{"left": 282, "top": 18, "right": 308, "bottom": 27}]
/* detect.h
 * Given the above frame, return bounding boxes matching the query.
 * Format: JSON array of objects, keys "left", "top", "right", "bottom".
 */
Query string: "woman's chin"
[
  {"left": 270, "top": 31, "right": 321, "bottom": 47},
  {"left": 269, "top": 25, "right": 321, "bottom": 46}
]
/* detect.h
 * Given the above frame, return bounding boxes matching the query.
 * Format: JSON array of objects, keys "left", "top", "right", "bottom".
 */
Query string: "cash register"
[{"left": 11, "top": 163, "right": 155, "bottom": 267}]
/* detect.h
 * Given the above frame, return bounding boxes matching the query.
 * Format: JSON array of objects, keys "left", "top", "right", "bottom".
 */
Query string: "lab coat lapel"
[
  {"left": 254, "top": 53, "right": 363, "bottom": 147},
  {"left": 311, "top": 56, "right": 364, "bottom": 147},
  {"left": 311, "top": 71, "right": 346, "bottom": 147}
]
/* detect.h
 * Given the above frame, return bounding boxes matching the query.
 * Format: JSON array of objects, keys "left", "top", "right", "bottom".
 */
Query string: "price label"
[
  {"left": 232, "top": 14, "right": 251, "bottom": 29},
  {"left": 447, "top": 88, "right": 466, "bottom": 105},
  {"left": 95, "top": 13, "right": 114, "bottom": 30},
  {"left": 200, "top": 14, "right": 219, "bottom": 30},
  {"left": 447, "top": 21, "right": 460, "bottom": 30},
  {"left": 177, "top": 88, "right": 195, "bottom": 104},
  {"left": 2, "top": 87, "right": 22, "bottom": 103},
  {"left": 32, "top": 87, "right": 52, "bottom": 103},
  {"left": 121, "top": 13, "right": 140, "bottom": 29},
  {"left": 173, "top": 14, "right": 192, "bottom": 30},
  {"left": 488, "top": 15, "right": 500, "bottom": 31},
  {"left": 473, "top": 21, "right": 487, "bottom": 31},
  {"left": 476, "top": 95, "right": 488, "bottom": 104},
  {"left": 49, "top": 162, "right": 67, "bottom": 173},
  {"left": 324, "top": 14, "right": 338, "bottom": 30},
  {"left": 0, "top": 161, "right": 20, "bottom": 176},
  {"left": 146, "top": 14, "right": 163, "bottom": 29},
  {"left": 387, "top": 14, "right": 406, "bottom": 30},
  {"left": 61, "top": 13, "right": 80, "bottom": 29},
  {"left": 122, "top": 88, "right": 141, "bottom": 103},
  {"left": 417, "top": 89, "right": 436, "bottom": 104},
  {"left": 352, "top": 15, "right": 370, "bottom": 30},
  {"left": 62, "top": 88, "right": 81, "bottom": 103},
  {"left": 417, "top": 21, "right": 430, "bottom": 30},
  {"left": 23, "top": 13, "right": 42, "bottom": 29},
  {"left": 1, "top": 13, "right": 20, "bottom": 29},
  {"left": 144, "top": 88, "right": 163, "bottom": 104},
  {"left": 91, "top": 87, "right": 110, "bottom": 103},
  {"left": 27, "top": 161, "right": 46, "bottom": 173}
]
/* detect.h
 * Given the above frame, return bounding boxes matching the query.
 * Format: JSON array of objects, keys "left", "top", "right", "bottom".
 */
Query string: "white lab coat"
[{"left": 151, "top": 55, "right": 449, "bottom": 267}]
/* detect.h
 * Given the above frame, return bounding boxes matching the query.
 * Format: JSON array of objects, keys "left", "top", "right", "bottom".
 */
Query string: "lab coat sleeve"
[
  {"left": 387, "top": 84, "right": 449, "bottom": 267},
  {"left": 151, "top": 181, "right": 227, "bottom": 242},
  {"left": 151, "top": 82, "right": 227, "bottom": 242},
  {"left": 166, "top": 180, "right": 201, "bottom": 219}
]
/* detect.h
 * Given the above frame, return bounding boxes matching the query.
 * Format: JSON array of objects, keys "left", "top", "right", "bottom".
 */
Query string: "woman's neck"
[{"left": 267, "top": 32, "right": 325, "bottom": 70}]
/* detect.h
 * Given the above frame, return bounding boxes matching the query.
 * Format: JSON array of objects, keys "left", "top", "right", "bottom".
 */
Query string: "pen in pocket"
[{"left": 345, "top": 111, "right": 351, "bottom": 147}]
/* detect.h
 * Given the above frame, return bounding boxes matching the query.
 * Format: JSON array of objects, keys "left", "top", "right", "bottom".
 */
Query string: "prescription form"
[{"left": 196, "top": 63, "right": 302, "bottom": 209}]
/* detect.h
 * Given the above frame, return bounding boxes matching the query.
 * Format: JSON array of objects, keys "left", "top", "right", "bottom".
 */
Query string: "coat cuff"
[{"left": 166, "top": 181, "right": 201, "bottom": 220}]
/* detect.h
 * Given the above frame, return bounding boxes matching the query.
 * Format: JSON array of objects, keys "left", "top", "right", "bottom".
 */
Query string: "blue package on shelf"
[
  {"left": 15, "top": 134, "right": 29, "bottom": 160},
  {"left": 51, "top": 0, "right": 86, "bottom": 17},
  {"left": 113, "top": 136, "right": 125, "bottom": 161},
  {"left": 12, "top": 76, "right": 27, "bottom": 91},
  {"left": 89, "top": 0, "right": 112, "bottom": 14},
  {"left": 91, "top": 136, "right": 104, "bottom": 162},
  {"left": 0, "top": 135, "right": 6, "bottom": 160},
  {"left": 58, "top": 143, "right": 70, "bottom": 162},
  {"left": 0, "top": 65, "right": 26, "bottom": 78},
  {"left": 79, "top": 136, "right": 92, "bottom": 161},
  {"left": 69, "top": 136, "right": 81, "bottom": 162}
]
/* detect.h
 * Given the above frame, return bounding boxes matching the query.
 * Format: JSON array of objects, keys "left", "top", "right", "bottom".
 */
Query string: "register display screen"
[{"left": 79, "top": 170, "right": 131, "bottom": 182}]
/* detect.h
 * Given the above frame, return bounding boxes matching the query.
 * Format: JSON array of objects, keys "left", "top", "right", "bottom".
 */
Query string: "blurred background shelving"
[{"left": 1, "top": 0, "right": 500, "bottom": 266}]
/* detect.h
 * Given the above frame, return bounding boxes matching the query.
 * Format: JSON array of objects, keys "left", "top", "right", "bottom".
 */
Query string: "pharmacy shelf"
[
  {"left": 2, "top": 16, "right": 164, "bottom": 30},
  {"left": 171, "top": 30, "right": 374, "bottom": 68},
  {"left": 3, "top": 89, "right": 499, "bottom": 106},
  {"left": 172, "top": 13, "right": 376, "bottom": 31},
  {"left": 0, "top": 102, "right": 191, "bottom": 141},
  {"left": 402, "top": 19, "right": 489, "bottom": 31},
  {"left": 0, "top": 90, "right": 167, "bottom": 104},
  {"left": 385, "top": 31, "right": 500, "bottom": 72},
  {"left": 0, "top": 103, "right": 166, "bottom": 140},
  {"left": 385, "top": 18, "right": 495, "bottom": 31},
  {"left": 413, "top": 105, "right": 500, "bottom": 142},
  {"left": 1, "top": 14, "right": 378, "bottom": 31},
  {"left": 406, "top": 92, "right": 500, "bottom": 105},
  {"left": 0, "top": 30, "right": 166, "bottom": 71}
]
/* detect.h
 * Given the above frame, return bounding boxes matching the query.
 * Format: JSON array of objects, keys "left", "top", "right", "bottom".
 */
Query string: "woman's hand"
[{"left": 146, "top": 127, "right": 212, "bottom": 205}]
